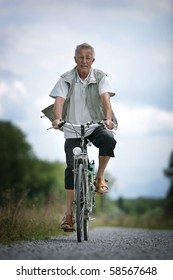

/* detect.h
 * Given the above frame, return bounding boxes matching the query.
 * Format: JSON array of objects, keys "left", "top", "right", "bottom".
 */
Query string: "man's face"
[{"left": 74, "top": 48, "right": 95, "bottom": 77}]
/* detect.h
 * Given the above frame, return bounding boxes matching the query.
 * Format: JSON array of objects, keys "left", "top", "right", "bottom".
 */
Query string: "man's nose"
[{"left": 81, "top": 57, "right": 87, "bottom": 63}]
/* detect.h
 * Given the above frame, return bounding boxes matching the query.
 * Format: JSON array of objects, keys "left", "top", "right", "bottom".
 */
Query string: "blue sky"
[{"left": 0, "top": 0, "right": 173, "bottom": 199}]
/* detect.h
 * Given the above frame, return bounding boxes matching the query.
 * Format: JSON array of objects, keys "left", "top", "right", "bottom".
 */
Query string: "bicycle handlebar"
[
  {"left": 47, "top": 120, "right": 117, "bottom": 139},
  {"left": 47, "top": 120, "right": 106, "bottom": 130}
]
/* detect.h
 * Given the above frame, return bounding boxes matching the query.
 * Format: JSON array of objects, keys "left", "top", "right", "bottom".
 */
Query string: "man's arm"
[
  {"left": 52, "top": 96, "right": 65, "bottom": 129},
  {"left": 101, "top": 92, "right": 114, "bottom": 129}
]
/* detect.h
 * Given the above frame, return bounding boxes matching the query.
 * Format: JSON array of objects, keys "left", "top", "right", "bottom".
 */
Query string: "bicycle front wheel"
[{"left": 75, "top": 163, "right": 85, "bottom": 242}]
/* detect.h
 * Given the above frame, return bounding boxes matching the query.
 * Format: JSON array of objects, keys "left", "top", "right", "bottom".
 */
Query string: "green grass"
[
  {"left": 1, "top": 203, "right": 173, "bottom": 245},
  {"left": 0, "top": 204, "right": 67, "bottom": 245},
  {"left": 92, "top": 210, "right": 173, "bottom": 230}
]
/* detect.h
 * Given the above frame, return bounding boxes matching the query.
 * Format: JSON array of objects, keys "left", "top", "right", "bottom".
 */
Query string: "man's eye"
[{"left": 78, "top": 57, "right": 91, "bottom": 60}]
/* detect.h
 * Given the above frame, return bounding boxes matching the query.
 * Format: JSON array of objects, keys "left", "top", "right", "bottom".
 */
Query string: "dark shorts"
[{"left": 64, "top": 126, "right": 117, "bottom": 190}]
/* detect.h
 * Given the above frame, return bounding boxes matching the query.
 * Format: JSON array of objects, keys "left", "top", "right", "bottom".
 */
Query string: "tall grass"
[
  {"left": 92, "top": 209, "right": 173, "bottom": 230},
  {"left": 1, "top": 202, "right": 173, "bottom": 245},
  {"left": 0, "top": 202, "right": 67, "bottom": 245}
]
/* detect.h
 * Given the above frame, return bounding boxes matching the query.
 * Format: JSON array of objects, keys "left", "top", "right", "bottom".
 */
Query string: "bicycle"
[{"left": 56, "top": 120, "right": 105, "bottom": 242}]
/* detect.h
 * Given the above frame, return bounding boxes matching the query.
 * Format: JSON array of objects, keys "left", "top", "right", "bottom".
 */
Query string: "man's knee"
[
  {"left": 99, "top": 132, "right": 116, "bottom": 157},
  {"left": 103, "top": 132, "right": 116, "bottom": 148}
]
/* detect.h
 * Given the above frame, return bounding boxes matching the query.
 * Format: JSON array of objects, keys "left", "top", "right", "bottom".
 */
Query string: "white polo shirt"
[{"left": 50, "top": 68, "right": 112, "bottom": 138}]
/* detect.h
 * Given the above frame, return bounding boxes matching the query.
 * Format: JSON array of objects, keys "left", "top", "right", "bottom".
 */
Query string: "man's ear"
[
  {"left": 74, "top": 56, "right": 77, "bottom": 63},
  {"left": 92, "top": 58, "right": 95, "bottom": 64}
]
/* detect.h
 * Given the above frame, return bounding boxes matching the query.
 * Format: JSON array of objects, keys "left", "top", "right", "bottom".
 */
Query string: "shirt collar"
[{"left": 76, "top": 68, "right": 96, "bottom": 84}]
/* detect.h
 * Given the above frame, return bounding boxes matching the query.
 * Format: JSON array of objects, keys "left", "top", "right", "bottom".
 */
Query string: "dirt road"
[{"left": 0, "top": 227, "right": 173, "bottom": 260}]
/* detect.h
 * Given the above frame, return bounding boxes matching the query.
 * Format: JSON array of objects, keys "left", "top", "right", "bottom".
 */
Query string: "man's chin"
[{"left": 79, "top": 68, "right": 89, "bottom": 73}]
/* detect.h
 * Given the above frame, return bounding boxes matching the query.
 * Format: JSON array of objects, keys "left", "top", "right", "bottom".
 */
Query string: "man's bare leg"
[
  {"left": 61, "top": 189, "right": 74, "bottom": 231},
  {"left": 96, "top": 156, "right": 110, "bottom": 193},
  {"left": 97, "top": 156, "right": 110, "bottom": 177},
  {"left": 65, "top": 189, "right": 74, "bottom": 215}
]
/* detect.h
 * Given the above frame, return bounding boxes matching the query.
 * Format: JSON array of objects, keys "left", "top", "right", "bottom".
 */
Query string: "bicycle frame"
[
  {"left": 73, "top": 124, "right": 96, "bottom": 242},
  {"left": 61, "top": 121, "right": 97, "bottom": 242}
]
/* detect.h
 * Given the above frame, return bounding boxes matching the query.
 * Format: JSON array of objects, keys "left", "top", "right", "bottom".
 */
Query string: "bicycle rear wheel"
[{"left": 75, "top": 163, "right": 85, "bottom": 242}]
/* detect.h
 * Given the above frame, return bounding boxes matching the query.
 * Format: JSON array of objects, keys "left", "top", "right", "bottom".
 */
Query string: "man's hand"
[
  {"left": 52, "top": 119, "right": 62, "bottom": 129},
  {"left": 105, "top": 119, "right": 115, "bottom": 130}
]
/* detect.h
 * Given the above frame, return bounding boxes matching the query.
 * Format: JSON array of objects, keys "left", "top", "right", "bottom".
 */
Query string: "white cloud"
[
  {"left": 114, "top": 102, "right": 173, "bottom": 136},
  {"left": 0, "top": 80, "right": 28, "bottom": 114},
  {"left": 0, "top": 80, "right": 27, "bottom": 98}
]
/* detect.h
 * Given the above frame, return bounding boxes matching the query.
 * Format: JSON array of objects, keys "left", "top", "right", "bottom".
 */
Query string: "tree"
[
  {"left": 26, "top": 158, "right": 65, "bottom": 206},
  {"left": 0, "top": 121, "right": 34, "bottom": 179},
  {"left": 0, "top": 121, "right": 34, "bottom": 197},
  {"left": 0, "top": 120, "right": 65, "bottom": 206}
]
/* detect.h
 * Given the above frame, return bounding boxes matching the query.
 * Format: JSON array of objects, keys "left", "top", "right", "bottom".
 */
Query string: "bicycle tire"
[
  {"left": 83, "top": 179, "right": 96, "bottom": 240},
  {"left": 83, "top": 179, "right": 90, "bottom": 241},
  {"left": 83, "top": 213, "right": 89, "bottom": 241},
  {"left": 75, "top": 163, "right": 85, "bottom": 242}
]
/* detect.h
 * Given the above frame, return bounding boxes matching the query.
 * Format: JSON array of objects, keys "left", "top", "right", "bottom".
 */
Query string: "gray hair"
[{"left": 75, "top": 43, "right": 95, "bottom": 58}]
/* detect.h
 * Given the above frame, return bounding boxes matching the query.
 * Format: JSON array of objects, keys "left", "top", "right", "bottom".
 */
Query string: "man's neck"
[
  {"left": 79, "top": 71, "right": 88, "bottom": 80},
  {"left": 77, "top": 69, "right": 91, "bottom": 80}
]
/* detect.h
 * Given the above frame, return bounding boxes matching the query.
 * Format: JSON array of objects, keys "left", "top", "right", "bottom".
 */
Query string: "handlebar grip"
[{"left": 58, "top": 120, "right": 65, "bottom": 128}]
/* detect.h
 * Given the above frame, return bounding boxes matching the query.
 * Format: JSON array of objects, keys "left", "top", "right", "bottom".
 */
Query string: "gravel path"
[{"left": 0, "top": 227, "right": 173, "bottom": 260}]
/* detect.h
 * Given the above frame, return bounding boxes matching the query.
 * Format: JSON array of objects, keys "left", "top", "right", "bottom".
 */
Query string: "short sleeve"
[
  {"left": 49, "top": 77, "right": 69, "bottom": 99},
  {"left": 98, "top": 75, "right": 115, "bottom": 97}
]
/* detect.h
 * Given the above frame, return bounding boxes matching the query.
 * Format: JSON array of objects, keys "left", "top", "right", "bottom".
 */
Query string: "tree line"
[
  {"left": 0, "top": 120, "right": 65, "bottom": 207},
  {"left": 0, "top": 120, "right": 172, "bottom": 216}
]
